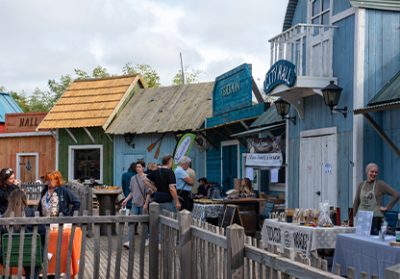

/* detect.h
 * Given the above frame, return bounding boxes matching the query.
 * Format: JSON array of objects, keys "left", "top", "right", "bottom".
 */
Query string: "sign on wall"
[
  {"left": 172, "top": 133, "right": 196, "bottom": 168},
  {"left": 5, "top": 112, "right": 47, "bottom": 133},
  {"left": 212, "top": 64, "right": 253, "bottom": 116},
  {"left": 245, "top": 153, "right": 283, "bottom": 168},
  {"left": 264, "top": 60, "right": 297, "bottom": 94}
]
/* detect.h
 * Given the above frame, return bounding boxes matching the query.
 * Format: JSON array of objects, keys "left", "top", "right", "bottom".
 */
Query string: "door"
[
  {"left": 299, "top": 134, "right": 337, "bottom": 208},
  {"left": 222, "top": 144, "right": 238, "bottom": 193},
  {"left": 18, "top": 154, "right": 38, "bottom": 183}
]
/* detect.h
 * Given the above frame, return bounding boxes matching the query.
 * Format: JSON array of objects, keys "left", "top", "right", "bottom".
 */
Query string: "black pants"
[{"left": 178, "top": 191, "right": 193, "bottom": 211}]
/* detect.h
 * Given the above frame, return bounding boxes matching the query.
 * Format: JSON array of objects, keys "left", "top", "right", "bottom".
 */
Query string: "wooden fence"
[{"left": 0, "top": 203, "right": 400, "bottom": 279}]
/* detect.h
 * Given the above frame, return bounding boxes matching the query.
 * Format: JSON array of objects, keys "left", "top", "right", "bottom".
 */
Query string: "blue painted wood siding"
[
  {"left": 363, "top": 9, "right": 400, "bottom": 212},
  {"left": 113, "top": 134, "right": 206, "bottom": 186},
  {"left": 287, "top": 15, "right": 355, "bottom": 216},
  {"left": 333, "top": 0, "right": 352, "bottom": 16}
]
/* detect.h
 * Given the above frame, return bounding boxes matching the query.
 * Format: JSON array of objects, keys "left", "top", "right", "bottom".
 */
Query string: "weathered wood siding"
[
  {"left": 113, "top": 134, "right": 206, "bottom": 186},
  {"left": 58, "top": 127, "right": 114, "bottom": 185},
  {"left": 363, "top": 9, "right": 400, "bottom": 211},
  {"left": 0, "top": 136, "right": 55, "bottom": 178},
  {"left": 287, "top": 14, "right": 355, "bottom": 217}
]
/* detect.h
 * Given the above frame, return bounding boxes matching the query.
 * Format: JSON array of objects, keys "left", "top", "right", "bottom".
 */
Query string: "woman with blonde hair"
[{"left": 38, "top": 170, "right": 80, "bottom": 217}]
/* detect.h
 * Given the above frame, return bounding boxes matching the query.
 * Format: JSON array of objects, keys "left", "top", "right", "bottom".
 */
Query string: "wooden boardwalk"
[{"left": 82, "top": 233, "right": 149, "bottom": 279}]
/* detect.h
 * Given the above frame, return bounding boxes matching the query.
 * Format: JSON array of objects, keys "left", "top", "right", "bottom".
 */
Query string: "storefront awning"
[{"left": 354, "top": 71, "right": 400, "bottom": 156}]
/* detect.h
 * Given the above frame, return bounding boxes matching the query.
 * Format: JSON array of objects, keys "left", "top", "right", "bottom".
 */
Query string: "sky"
[{"left": 0, "top": 0, "right": 287, "bottom": 94}]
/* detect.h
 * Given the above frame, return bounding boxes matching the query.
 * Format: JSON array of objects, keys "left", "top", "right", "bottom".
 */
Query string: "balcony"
[{"left": 267, "top": 24, "right": 338, "bottom": 118}]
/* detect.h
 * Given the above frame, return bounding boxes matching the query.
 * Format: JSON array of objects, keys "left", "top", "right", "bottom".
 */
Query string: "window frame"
[
  {"left": 68, "top": 144, "right": 103, "bottom": 183},
  {"left": 309, "top": 0, "right": 332, "bottom": 26}
]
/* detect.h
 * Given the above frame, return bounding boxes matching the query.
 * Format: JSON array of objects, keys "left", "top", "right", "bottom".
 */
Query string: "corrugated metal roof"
[
  {"left": 368, "top": 71, "right": 400, "bottom": 106},
  {"left": 354, "top": 71, "right": 400, "bottom": 114},
  {"left": 105, "top": 82, "right": 214, "bottom": 135},
  {"left": 283, "top": 0, "right": 298, "bottom": 31},
  {"left": 350, "top": 0, "right": 400, "bottom": 11},
  {"left": 250, "top": 104, "right": 284, "bottom": 128},
  {"left": 37, "top": 75, "right": 144, "bottom": 130},
  {"left": 0, "top": 93, "right": 23, "bottom": 122}
]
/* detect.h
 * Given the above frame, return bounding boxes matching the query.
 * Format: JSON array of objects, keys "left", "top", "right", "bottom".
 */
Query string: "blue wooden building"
[
  {"left": 265, "top": 0, "right": 400, "bottom": 216},
  {"left": 104, "top": 82, "right": 214, "bottom": 187},
  {"left": 204, "top": 64, "right": 266, "bottom": 192}
]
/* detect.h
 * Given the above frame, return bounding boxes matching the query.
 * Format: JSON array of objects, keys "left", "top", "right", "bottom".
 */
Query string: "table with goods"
[{"left": 261, "top": 202, "right": 355, "bottom": 259}]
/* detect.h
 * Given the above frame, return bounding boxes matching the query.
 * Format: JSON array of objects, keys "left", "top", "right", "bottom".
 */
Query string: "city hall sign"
[{"left": 264, "top": 60, "right": 296, "bottom": 94}]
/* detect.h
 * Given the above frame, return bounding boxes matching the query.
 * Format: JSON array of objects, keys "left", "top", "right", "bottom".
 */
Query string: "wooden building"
[
  {"left": 104, "top": 82, "right": 214, "bottom": 186},
  {"left": 265, "top": 0, "right": 400, "bottom": 216},
  {"left": 203, "top": 64, "right": 266, "bottom": 192},
  {"left": 37, "top": 75, "right": 145, "bottom": 185},
  {"left": 0, "top": 112, "right": 55, "bottom": 182}
]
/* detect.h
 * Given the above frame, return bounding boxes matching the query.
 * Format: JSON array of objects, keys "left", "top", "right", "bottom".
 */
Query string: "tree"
[
  {"left": 122, "top": 63, "right": 160, "bottom": 88},
  {"left": 10, "top": 91, "right": 30, "bottom": 112},
  {"left": 172, "top": 67, "right": 202, "bottom": 85}
]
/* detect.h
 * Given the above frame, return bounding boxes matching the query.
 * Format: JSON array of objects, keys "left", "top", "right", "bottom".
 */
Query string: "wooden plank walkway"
[{"left": 82, "top": 233, "right": 149, "bottom": 279}]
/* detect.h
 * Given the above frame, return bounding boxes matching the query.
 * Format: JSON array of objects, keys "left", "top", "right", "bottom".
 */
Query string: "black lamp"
[
  {"left": 275, "top": 98, "right": 296, "bottom": 125},
  {"left": 124, "top": 133, "right": 135, "bottom": 147},
  {"left": 322, "top": 81, "right": 347, "bottom": 118}
]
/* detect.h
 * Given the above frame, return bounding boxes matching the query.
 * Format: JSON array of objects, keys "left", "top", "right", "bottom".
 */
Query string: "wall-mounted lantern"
[
  {"left": 275, "top": 98, "right": 296, "bottom": 125},
  {"left": 322, "top": 81, "right": 347, "bottom": 118}
]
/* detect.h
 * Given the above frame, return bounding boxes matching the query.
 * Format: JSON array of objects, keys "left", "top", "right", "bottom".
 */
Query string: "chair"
[
  {"left": 1, "top": 233, "right": 42, "bottom": 268},
  {"left": 384, "top": 210, "right": 398, "bottom": 235}
]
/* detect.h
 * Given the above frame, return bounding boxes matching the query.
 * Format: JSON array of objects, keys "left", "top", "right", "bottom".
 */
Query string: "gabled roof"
[
  {"left": 105, "top": 82, "right": 214, "bottom": 135},
  {"left": 283, "top": 0, "right": 299, "bottom": 31},
  {"left": 0, "top": 93, "right": 23, "bottom": 123},
  {"left": 37, "top": 75, "right": 145, "bottom": 130}
]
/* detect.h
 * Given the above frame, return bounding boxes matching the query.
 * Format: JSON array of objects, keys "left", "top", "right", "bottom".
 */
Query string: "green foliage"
[
  {"left": 172, "top": 67, "right": 202, "bottom": 85},
  {"left": 10, "top": 91, "right": 30, "bottom": 112},
  {"left": 122, "top": 63, "right": 160, "bottom": 88},
  {"left": 92, "top": 66, "right": 110, "bottom": 78}
]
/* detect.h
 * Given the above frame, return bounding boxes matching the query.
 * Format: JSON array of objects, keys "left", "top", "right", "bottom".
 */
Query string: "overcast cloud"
[{"left": 0, "top": 0, "right": 286, "bottom": 93}]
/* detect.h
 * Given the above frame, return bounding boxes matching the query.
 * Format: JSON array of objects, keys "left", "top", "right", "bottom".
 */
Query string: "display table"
[
  {"left": 48, "top": 227, "right": 82, "bottom": 277},
  {"left": 93, "top": 187, "right": 122, "bottom": 235},
  {"left": 224, "top": 198, "right": 266, "bottom": 235},
  {"left": 192, "top": 203, "right": 225, "bottom": 222},
  {"left": 332, "top": 234, "right": 400, "bottom": 279},
  {"left": 261, "top": 219, "right": 355, "bottom": 258}
]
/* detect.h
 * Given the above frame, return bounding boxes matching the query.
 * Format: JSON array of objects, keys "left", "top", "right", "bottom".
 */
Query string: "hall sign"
[
  {"left": 264, "top": 60, "right": 297, "bottom": 94},
  {"left": 5, "top": 112, "right": 47, "bottom": 133},
  {"left": 245, "top": 152, "right": 283, "bottom": 168}
]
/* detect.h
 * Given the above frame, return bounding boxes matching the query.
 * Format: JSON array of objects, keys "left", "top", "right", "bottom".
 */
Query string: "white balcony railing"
[{"left": 269, "top": 24, "right": 337, "bottom": 78}]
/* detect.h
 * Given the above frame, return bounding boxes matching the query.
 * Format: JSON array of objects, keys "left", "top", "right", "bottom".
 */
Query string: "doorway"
[
  {"left": 221, "top": 141, "right": 239, "bottom": 193},
  {"left": 299, "top": 128, "right": 337, "bottom": 208},
  {"left": 16, "top": 153, "right": 39, "bottom": 183}
]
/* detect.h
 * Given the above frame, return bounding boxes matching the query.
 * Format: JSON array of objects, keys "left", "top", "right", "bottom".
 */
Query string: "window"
[
  {"left": 310, "top": 0, "right": 330, "bottom": 35},
  {"left": 69, "top": 145, "right": 103, "bottom": 183}
]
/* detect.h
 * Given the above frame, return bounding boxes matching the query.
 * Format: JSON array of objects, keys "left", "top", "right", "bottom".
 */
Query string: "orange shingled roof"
[{"left": 37, "top": 75, "right": 144, "bottom": 130}]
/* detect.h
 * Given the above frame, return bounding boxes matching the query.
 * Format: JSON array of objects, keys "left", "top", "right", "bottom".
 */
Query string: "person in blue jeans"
[
  {"left": 121, "top": 163, "right": 136, "bottom": 210},
  {"left": 122, "top": 161, "right": 150, "bottom": 248}
]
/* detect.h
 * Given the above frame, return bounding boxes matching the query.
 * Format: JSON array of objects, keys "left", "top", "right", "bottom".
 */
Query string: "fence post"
[
  {"left": 178, "top": 209, "right": 192, "bottom": 279},
  {"left": 149, "top": 202, "right": 160, "bottom": 279},
  {"left": 385, "top": 263, "right": 400, "bottom": 279},
  {"left": 226, "top": 224, "right": 244, "bottom": 279}
]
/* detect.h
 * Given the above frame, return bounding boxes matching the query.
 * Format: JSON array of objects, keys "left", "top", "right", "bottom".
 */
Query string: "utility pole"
[{"left": 180, "top": 52, "right": 185, "bottom": 84}]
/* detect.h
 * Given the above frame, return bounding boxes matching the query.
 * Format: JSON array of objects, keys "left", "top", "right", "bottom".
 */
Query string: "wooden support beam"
[
  {"left": 65, "top": 128, "right": 78, "bottom": 144},
  {"left": 83, "top": 127, "right": 95, "bottom": 143},
  {"left": 252, "top": 78, "right": 264, "bottom": 104},
  {"left": 363, "top": 113, "right": 400, "bottom": 156}
]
